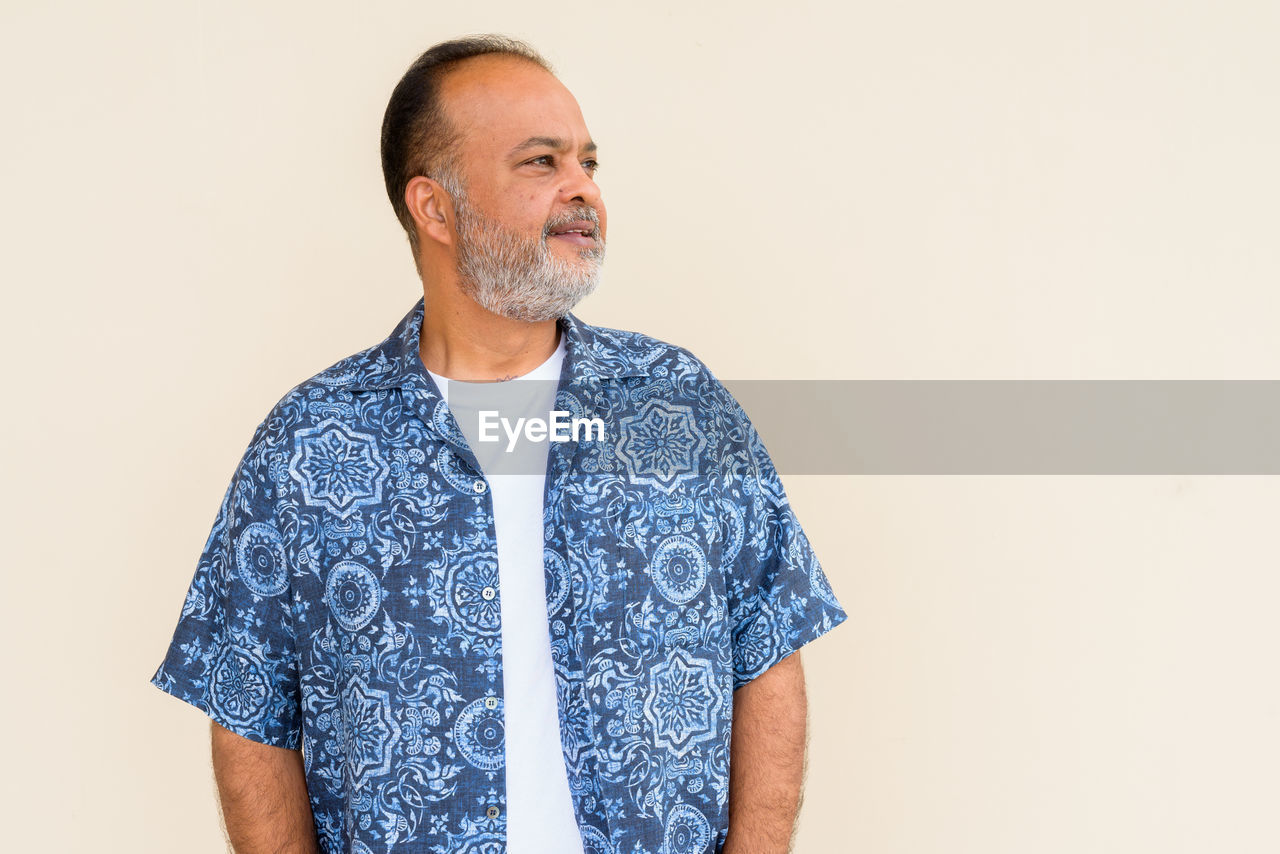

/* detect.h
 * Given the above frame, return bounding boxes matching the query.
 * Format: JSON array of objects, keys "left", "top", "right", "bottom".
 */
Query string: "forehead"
[{"left": 440, "top": 55, "right": 592, "bottom": 161}]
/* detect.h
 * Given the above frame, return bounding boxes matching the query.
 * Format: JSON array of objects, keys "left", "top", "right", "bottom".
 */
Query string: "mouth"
[
  {"left": 550, "top": 231, "right": 597, "bottom": 247},
  {"left": 547, "top": 218, "right": 599, "bottom": 248}
]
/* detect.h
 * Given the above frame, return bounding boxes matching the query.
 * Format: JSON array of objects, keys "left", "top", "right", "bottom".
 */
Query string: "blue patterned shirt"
[{"left": 150, "top": 297, "right": 850, "bottom": 854}]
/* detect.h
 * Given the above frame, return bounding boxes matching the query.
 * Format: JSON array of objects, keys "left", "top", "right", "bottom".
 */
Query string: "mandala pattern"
[
  {"left": 732, "top": 596, "right": 784, "bottom": 685},
  {"left": 234, "top": 521, "right": 289, "bottom": 596},
  {"left": 151, "top": 296, "right": 850, "bottom": 854},
  {"left": 643, "top": 648, "right": 722, "bottom": 758},
  {"left": 649, "top": 535, "right": 708, "bottom": 605},
  {"left": 663, "top": 803, "right": 712, "bottom": 854},
  {"left": 616, "top": 399, "right": 705, "bottom": 492},
  {"left": 209, "top": 645, "right": 271, "bottom": 728},
  {"left": 290, "top": 418, "right": 389, "bottom": 518},
  {"left": 554, "top": 647, "right": 596, "bottom": 780},
  {"left": 340, "top": 674, "right": 400, "bottom": 788},
  {"left": 324, "top": 561, "right": 381, "bottom": 632},
  {"left": 454, "top": 697, "right": 506, "bottom": 771},
  {"left": 447, "top": 555, "right": 502, "bottom": 637}
]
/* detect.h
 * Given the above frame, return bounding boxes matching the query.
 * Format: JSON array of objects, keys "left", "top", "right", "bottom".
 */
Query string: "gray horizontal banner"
[
  {"left": 725, "top": 380, "right": 1280, "bottom": 474},
  {"left": 444, "top": 380, "right": 1280, "bottom": 475}
]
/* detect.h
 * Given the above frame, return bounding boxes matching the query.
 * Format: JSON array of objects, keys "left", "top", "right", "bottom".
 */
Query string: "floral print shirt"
[{"left": 150, "top": 296, "right": 850, "bottom": 854}]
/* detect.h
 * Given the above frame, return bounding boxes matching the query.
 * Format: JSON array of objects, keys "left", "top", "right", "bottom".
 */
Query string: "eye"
[{"left": 524, "top": 155, "right": 601, "bottom": 176}]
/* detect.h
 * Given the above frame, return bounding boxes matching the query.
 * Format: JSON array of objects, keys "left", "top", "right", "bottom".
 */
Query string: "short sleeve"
[
  {"left": 716, "top": 387, "right": 851, "bottom": 691},
  {"left": 149, "top": 412, "right": 303, "bottom": 748}
]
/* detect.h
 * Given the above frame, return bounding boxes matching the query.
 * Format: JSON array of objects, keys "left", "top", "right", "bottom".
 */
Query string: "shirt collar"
[{"left": 338, "top": 296, "right": 652, "bottom": 393}]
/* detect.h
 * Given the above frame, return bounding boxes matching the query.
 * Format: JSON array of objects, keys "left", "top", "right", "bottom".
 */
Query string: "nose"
[{"left": 559, "top": 162, "right": 603, "bottom": 212}]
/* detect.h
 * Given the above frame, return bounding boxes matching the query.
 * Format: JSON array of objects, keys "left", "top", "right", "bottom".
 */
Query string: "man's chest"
[
  {"left": 284, "top": 420, "right": 742, "bottom": 650},
  {"left": 281, "top": 380, "right": 746, "bottom": 634},
  {"left": 281, "top": 399, "right": 744, "bottom": 797}
]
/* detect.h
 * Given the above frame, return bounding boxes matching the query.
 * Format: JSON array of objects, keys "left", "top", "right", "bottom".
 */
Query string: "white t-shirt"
[{"left": 426, "top": 332, "right": 584, "bottom": 854}]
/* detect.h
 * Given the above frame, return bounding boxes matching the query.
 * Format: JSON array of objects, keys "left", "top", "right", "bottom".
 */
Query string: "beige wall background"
[{"left": 2, "top": 1, "right": 1277, "bottom": 851}]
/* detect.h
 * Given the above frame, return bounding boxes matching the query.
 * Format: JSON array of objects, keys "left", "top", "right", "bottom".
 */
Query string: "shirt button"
[
  {"left": 481, "top": 586, "right": 496, "bottom": 601},
  {"left": 473, "top": 479, "right": 487, "bottom": 493},
  {"left": 486, "top": 805, "right": 500, "bottom": 819},
  {"left": 485, "top": 696, "right": 499, "bottom": 710}
]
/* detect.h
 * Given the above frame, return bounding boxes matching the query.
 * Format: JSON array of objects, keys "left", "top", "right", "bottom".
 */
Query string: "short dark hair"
[{"left": 380, "top": 34, "right": 555, "bottom": 273}]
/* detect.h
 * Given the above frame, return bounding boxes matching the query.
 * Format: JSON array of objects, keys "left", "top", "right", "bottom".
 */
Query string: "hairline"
[{"left": 432, "top": 55, "right": 564, "bottom": 187}]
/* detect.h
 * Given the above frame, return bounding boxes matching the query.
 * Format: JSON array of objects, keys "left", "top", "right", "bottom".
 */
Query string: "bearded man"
[{"left": 151, "top": 33, "right": 849, "bottom": 854}]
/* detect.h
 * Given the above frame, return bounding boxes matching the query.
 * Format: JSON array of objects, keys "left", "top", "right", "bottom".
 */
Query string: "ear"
[{"left": 405, "top": 176, "right": 454, "bottom": 247}]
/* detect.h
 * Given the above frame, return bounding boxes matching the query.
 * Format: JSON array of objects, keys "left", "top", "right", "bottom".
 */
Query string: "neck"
[{"left": 418, "top": 281, "right": 560, "bottom": 382}]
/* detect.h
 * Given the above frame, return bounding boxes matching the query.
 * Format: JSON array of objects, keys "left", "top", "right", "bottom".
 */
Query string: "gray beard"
[{"left": 452, "top": 196, "right": 605, "bottom": 322}]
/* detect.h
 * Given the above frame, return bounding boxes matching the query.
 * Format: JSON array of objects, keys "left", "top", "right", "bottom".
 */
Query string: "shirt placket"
[
  {"left": 541, "top": 369, "right": 616, "bottom": 848},
  {"left": 401, "top": 379, "right": 511, "bottom": 835}
]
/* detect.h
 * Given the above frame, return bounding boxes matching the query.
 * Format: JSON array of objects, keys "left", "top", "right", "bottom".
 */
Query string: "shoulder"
[
  {"left": 575, "top": 317, "right": 752, "bottom": 431},
  {"left": 573, "top": 316, "right": 725, "bottom": 385},
  {"left": 246, "top": 340, "right": 394, "bottom": 450},
  {"left": 580, "top": 321, "right": 770, "bottom": 488}
]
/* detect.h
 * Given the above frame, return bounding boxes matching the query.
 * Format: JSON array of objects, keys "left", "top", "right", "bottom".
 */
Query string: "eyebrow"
[{"left": 506, "top": 136, "right": 599, "bottom": 159}]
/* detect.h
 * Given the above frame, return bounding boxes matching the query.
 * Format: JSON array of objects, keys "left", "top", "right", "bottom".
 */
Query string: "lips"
[{"left": 548, "top": 219, "right": 597, "bottom": 242}]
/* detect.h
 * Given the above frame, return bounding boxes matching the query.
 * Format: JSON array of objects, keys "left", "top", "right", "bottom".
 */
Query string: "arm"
[
  {"left": 211, "top": 722, "right": 319, "bottom": 853},
  {"left": 724, "top": 651, "right": 810, "bottom": 854}
]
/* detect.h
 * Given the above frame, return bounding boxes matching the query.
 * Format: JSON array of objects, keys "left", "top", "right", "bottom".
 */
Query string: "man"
[{"left": 151, "top": 34, "right": 849, "bottom": 854}]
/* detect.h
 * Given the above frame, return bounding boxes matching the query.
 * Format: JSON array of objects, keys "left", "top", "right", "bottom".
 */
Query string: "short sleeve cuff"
[
  {"left": 149, "top": 656, "right": 302, "bottom": 750},
  {"left": 731, "top": 580, "right": 850, "bottom": 690}
]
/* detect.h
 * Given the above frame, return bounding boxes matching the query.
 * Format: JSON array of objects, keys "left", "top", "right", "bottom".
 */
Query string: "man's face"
[{"left": 436, "top": 56, "right": 608, "bottom": 322}]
